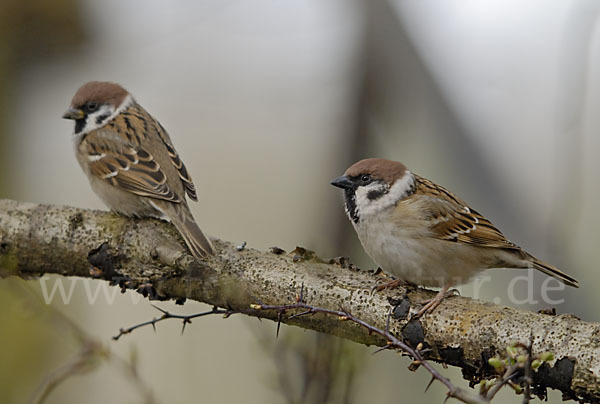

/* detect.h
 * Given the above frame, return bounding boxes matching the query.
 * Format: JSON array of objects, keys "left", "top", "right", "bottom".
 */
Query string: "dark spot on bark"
[
  {"left": 479, "top": 347, "right": 498, "bottom": 375},
  {"left": 136, "top": 283, "right": 157, "bottom": 299},
  {"left": 291, "top": 246, "right": 307, "bottom": 262},
  {"left": 87, "top": 243, "right": 127, "bottom": 284},
  {"left": 439, "top": 346, "right": 465, "bottom": 367},
  {"left": 328, "top": 256, "right": 359, "bottom": 271},
  {"left": 288, "top": 246, "right": 321, "bottom": 263},
  {"left": 175, "top": 298, "right": 186, "bottom": 305},
  {"left": 458, "top": 347, "right": 498, "bottom": 387},
  {"left": 69, "top": 212, "right": 83, "bottom": 231},
  {"left": 402, "top": 320, "right": 425, "bottom": 348},
  {"left": 391, "top": 297, "right": 411, "bottom": 320},
  {"left": 270, "top": 246, "right": 286, "bottom": 255},
  {"left": 0, "top": 242, "right": 10, "bottom": 254},
  {"left": 538, "top": 307, "right": 557, "bottom": 316},
  {"left": 462, "top": 351, "right": 580, "bottom": 402},
  {"left": 329, "top": 256, "right": 350, "bottom": 268},
  {"left": 532, "top": 357, "right": 576, "bottom": 401}
]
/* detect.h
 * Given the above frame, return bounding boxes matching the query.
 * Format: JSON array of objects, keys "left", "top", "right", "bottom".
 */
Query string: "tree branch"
[{"left": 0, "top": 199, "right": 598, "bottom": 402}]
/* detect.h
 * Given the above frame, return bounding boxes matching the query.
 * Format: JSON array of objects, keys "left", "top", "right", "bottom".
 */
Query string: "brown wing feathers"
[
  {"left": 84, "top": 104, "right": 195, "bottom": 204},
  {"left": 415, "top": 175, "right": 519, "bottom": 250},
  {"left": 163, "top": 140, "right": 197, "bottom": 201},
  {"left": 414, "top": 175, "right": 578, "bottom": 287},
  {"left": 87, "top": 142, "right": 180, "bottom": 202}
]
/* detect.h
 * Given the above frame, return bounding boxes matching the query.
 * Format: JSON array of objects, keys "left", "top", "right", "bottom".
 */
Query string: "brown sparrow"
[
  {"left": 63, "top": 81, "right": 214, "bottom": 258},
  {"left": 331, "top": 158, "right": 578, "bottom": 316}
]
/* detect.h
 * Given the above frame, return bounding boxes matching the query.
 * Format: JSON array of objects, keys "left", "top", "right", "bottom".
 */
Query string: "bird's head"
[
  {"left": 63, "top": 81, "right": 132, "bottom": 135},
  {"left": 331, "top": 158, "right": 415, "bottom": 223}
]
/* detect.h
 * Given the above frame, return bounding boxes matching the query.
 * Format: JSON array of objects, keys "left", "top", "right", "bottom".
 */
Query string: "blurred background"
[{"left": 1, "top": 0, "right": 598, "bottom": 403}]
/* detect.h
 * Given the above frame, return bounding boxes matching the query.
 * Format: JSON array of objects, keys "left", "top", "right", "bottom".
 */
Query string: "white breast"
[{"left": 352, "top": 199, "right": 487, "bottom": 288}]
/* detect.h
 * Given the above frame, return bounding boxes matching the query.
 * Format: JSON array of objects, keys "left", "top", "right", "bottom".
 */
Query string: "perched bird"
[
  {"left": 63, "top": 81, "right": 214, "bottom": 258},
  {"left": 331, "top": 158, "right": 578, "bottom": 316}
]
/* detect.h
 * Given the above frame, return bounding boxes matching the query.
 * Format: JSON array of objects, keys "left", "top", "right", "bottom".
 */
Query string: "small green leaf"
[{"left": 488, "top": 357, "right": 504, "bottom": 371}]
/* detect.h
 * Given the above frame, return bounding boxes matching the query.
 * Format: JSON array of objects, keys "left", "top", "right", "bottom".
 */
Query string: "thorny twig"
[
  {"left": 113, "top": 286, "right": 548, "bottom": 404},
  {"left": 112, "top": 305, "right": 232, "bottom": 340},
  {"left": 248, "top": 285, "right": 486, "bottom": 404},
  {"left": 116, "top": 294, "right": 482, "bottom": 403}
]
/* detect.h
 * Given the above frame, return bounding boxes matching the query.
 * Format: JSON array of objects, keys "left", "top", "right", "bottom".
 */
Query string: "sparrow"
[
  {"left": 62, "top": 81, "right": 214, "bottom": 258},
  {"left": 331, "top": 158, "right": 578, "bottom": 316}
]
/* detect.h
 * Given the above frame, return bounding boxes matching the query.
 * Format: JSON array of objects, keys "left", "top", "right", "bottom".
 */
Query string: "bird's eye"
[
  {"left": 360, "top": 174, "right": 372, "bottom": 183},
  {"left": 85, "top": 102, "right": 99, "bottom": 112}
]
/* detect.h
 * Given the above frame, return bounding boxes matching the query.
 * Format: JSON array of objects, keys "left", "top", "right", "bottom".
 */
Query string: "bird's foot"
[{"left": 413, "top": 285, "right": 456, "bottom": 319}]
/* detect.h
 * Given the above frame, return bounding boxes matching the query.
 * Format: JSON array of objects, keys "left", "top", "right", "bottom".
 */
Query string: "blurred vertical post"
[
  {"left": 0, "top": 2, "right": 85, "bottom": 402},
  {"left": 0, "top": 0, "right": 85, "bottom": 193}
]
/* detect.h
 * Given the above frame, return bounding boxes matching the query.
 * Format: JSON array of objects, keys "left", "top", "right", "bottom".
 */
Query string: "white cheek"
[
  {"left": 73, "top": 95, "right": 134, "bottom": 136},
  {"left": 355, "top": 172, "right": 415, "bottom": 218},
  {"left": 355, "top": 183, "right": 388, "bottom": 217}
]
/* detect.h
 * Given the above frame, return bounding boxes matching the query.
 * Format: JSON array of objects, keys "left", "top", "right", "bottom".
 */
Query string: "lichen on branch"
[{"left": 0, "top": 199, "right": 598, "bottom": 402}]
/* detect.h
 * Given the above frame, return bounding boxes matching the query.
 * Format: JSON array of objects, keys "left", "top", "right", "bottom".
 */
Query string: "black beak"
[{"left": 330, "top": 175, "right": 353, "bottom": 190}]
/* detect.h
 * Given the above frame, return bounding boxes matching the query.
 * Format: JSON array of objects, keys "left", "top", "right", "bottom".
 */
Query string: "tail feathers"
[
  {"left": 173, "top": 215, "right": 215, "bottom": 259},
  {"left": 155, "top": 201, "right": 215, "bottom": 259},
  {"left": 529, "top": 256, "right": 579, "bottom": 288}
]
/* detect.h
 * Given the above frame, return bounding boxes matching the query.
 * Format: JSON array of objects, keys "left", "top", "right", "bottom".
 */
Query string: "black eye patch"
[
  {"left": 367, "top": 188, "right": 387, "bottom": 200},
  {"left": 95, "top": 113, "right": 111, "bottom": 125}
]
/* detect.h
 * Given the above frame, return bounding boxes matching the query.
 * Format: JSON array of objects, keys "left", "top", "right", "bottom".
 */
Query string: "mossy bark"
[{"left": 0, "top": 199, "right": 598, "bottom": 402}]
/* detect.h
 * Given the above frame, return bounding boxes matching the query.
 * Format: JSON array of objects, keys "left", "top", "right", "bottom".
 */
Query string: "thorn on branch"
[
  {"left": 113, "top": 287, "right": 490, "bottom": 404},
  {"left": 276, "top": 311, "right": 283, "bottom": 338},
  {"left": 372, "top": 345, "right": 393, "bottom": 355},
  {"left": 287, "top": 309, "right": 313, "bottom": 320},
  {"left": 248, "top": 287, "right": 483, "bottom": 404},
  {"left": 425, "top": 376, "right": 436, "bottom": 392},
  {"left": 113, "top": 305, "right": 231, "bottom": 340}
]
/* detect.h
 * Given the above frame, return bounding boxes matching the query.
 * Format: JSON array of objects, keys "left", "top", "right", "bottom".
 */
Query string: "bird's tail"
[
  {"left": 155, "top": 201, "right": 215, "bottom": 259},
  {"left": 528, "top": 255, "right": 579, "bottom": 288}
]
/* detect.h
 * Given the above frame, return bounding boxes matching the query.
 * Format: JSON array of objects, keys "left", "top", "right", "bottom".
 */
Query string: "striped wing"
[
  {"left": 116, "top": 106, "right": 197, "bottom": 201},
  {"left": 415, "top": 175, "right": 519, "bottom": 250},
  {"left": 155, "top": 120, "right": 197, "bottom": 201},
  {"left": 83, "top": 129, "right": 181, "bottom": 203}
]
